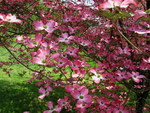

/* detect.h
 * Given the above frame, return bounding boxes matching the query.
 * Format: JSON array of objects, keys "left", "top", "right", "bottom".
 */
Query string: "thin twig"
[
  {"left": 0, "top": 37, "right": 71, "bottom": 85},
  {"left": 116, "top": 27, "right": 143, "bottom": 54}
]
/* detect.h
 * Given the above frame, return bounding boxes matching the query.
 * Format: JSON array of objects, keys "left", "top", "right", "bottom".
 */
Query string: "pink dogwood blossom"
[
  {"left": 44, "top": 101, "right": 62, "bottom": 113},
  {"left": 71, "top": 87, "right": 92, "bottom": 103},
  {"left": 27, "top": 33, "right": 43, "bottom": 48},
  {"left": 57, "top": 96, "right": 69, "bottom": 107},
  {"left": 65, "top": 45, "right": 79, "bottom": 57},
  {"left": 65, "top": 84, "right": 85, "bottom": 93},
  {"left": 32, "top": 48, "right": 50, "bottom": 65},
  {"left": 76, "top": 101, "right": 91, "bottom": 113},
  {"left": 33, "top": 20, "right": 58, "bottom": 33},
  {"left": 38, "top": 85, "right": 52, "bottom": 99},
  {"left": 99, "top": 0, "right": 137, "bottom": 9},
  {"left": 0, "top": 13, "right": 22, "bottom": 23},
  {"left": 128, "top": 72, "right": 145, "bottom": 83},
  {"left": 58, "top": 33, "right": 74, "bottom": 44},
  {"left": 89, "top": 68, "right": 105, "bottom": 84}
]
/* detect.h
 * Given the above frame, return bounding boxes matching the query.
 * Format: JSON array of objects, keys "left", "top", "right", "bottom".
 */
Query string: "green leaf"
[
  {"left": 118, "top": 11, "right": 132, "bottom": 18},
  {"left": 31, "top": 15, "right": 39, "bottom": 20},
  {"left": 99, "top": 10, "right": 114, "bottom": 19},
  {"left": 135, "top": 16, "right": 150, "bottom": 24},
  {"left": 146, "top": 9, "right": 150, "bottom": 13},
  {"left": 98, "top": 10, "right": 131, "bottom": 21}
]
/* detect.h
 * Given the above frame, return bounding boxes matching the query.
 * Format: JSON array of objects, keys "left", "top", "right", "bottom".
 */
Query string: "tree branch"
[
  {"left": 116, "top": 27, "right": 149, "bottom": 57},
  {"left": 0, "top": 37, "right": 71, "bottom": 85}
]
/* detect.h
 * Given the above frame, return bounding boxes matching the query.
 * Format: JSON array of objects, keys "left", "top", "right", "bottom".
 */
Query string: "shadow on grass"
[
  {"left": 0, "top": 80, "right": 47, "bottom": 113},
  {"left": 0, "top": 80, "right": 75, "bottom": 113}
]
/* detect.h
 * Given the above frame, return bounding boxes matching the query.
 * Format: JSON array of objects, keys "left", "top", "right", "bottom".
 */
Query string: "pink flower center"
[
  {"left": 80, "top": 96, "right": 84, "bottom": 99},
  {"left": 100, "top": 102, "right": 104, "bottom": 105},
  {"left": 97, "top": 74, "right": 101, "bottom": 78},
  {"left": 82, "top": 103, "right": 86, "bottom": 106},
  {"left": 43, "top": 25, "right": 47, "bottom": 29},
  {"left": 33, "top": 41, "right": 37, "bottom": 45},
  {"left": 6, "top": 18, "right": 11, "bottom": 21},
  {"left": 62, "top": 102, "right": 66, "bottom": 105},
  {"left": 42, "top": 59, "right": 46, "bottom": 63}
]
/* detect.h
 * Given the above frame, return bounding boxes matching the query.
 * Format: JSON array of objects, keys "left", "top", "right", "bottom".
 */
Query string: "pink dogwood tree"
[{"left": 0, "top": 0, "right": 150, "bottom": 113}]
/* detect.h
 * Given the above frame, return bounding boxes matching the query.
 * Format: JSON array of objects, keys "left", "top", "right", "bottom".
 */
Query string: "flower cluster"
[{"left": 0, "top": 0, "right": 150, "bottom": 113}]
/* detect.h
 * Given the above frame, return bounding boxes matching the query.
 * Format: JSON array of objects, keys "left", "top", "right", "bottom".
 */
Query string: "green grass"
[
  {"left": 0, "top": 79, "right": 47, "bottom": 113},
  {"left": 0, "top": 67, "right": 72, "bottom": 113},
  {"left": 0, "top": 46, "right": 49, "bottom": 113},
  {"left": 0, "top": 46, "right": 73, "bottom": 113}
]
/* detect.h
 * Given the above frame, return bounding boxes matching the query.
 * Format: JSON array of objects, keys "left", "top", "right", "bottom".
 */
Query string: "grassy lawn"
[
  {"left": 0, "top": 46, "right": 48, "bottom": 113},
  {"left": 0, "top": 46, "right": 73, "bottom": 113},
  {"left": 0, "top": 77, "right": 47, "bottom": 113}
]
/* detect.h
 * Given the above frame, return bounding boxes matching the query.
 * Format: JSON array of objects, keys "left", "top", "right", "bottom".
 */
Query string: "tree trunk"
[
  {"left": 135, "top": 91, "right": 149, "bottom": 113},
  {"left": 147, "top": 0, "right": 150, "bottom": 9}
]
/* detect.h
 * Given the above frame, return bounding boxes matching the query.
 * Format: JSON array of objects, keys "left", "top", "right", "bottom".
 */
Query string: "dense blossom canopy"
[{"left": 0, "top": 0, "right": 150, "bottom": 113}]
